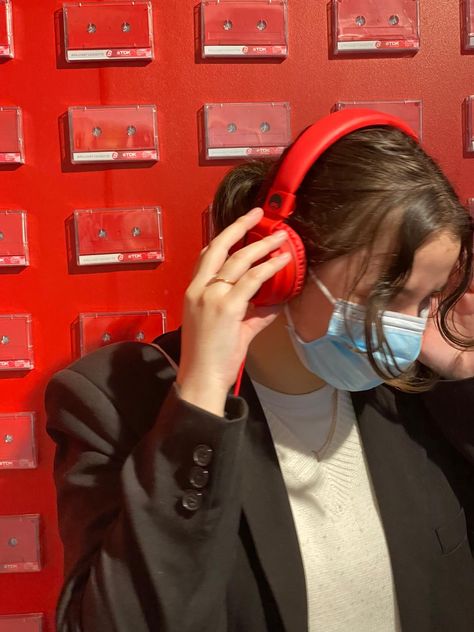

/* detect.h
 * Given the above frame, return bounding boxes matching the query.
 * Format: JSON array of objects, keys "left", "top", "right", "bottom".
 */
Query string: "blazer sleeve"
[{"left": 45, "top": 341, "right": 248, "bottom": 632}]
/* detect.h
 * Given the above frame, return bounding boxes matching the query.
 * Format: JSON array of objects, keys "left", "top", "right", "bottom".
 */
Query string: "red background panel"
[{"left": 0, "top": 0, "right": 473, "bottom": 627}]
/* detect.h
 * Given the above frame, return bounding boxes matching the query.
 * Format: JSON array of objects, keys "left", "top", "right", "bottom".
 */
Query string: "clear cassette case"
[
  {"left": 204, "top": 101, "right": 291, "bottom": 159},
  {"left": 0, "top": 412, "right": 37, "bottom": 469},
  {"left": 0, "top": 515, "right": 41, "bottom": 573},
  {"left": 79, "top": 310, "right": 167, "bottom": 356},
  {"left": 332, "top": 0, "right": 420, "bottom": 54},
  {"left": 0, "top": 210, "right": 29, "bottom": 267},
  {"left": 0, "top": 0, "right": 13, "bottom": 58},
  {"left": 0, "top": 614, "right": 44, "bottom": 632},
  {"left": 201, "top": 0, "right": 288, "bottom": 58},
  {"left": 465, "top": 96, "right": 474, "bottom": 153},
  {"left": 69, "top": 105, "right": 159, "bottom": 163},
  {"left": 74, "top": 206, "right": 164, "bottom": 266},
  {"left": 63, "top": 0, "right": 154, "bottom": 62},
  {"left": 464, "top": 0, "right": 474, "bottom": 50},
  {"left": 0, "top": 314, "right": 34, "bottom": 371},
  {"left": 334, "top": 99, "right": 422, "bottom": 138},
  {"left": 0, "top": 107, "right": 25, "bottom": 164}
]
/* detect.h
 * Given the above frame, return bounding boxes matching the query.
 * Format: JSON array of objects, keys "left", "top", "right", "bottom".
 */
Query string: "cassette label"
[
  {"left": 202, "top": 0, "right": 288, "bottom": 57},
  {"left": 333, "top": 0, "right": 420, "bottom": 54},
  {"left": 0, "top": 107, "right": 24, "bottom": 164},
  {"left": 334, "top": 99, "right": 422, "bottom": 138},
  {"left": 0, "top": 314, "right": 34, "bottom": 371},
  {"left": 74, "top": 207, "right": 164, "bottom": 265},
  {"left": 0, "top": 0, "right": 13, "bottom": 58},
  {"left": 64, "top": 0, "right": 154, "bottom": 62},
  {"left": 204, "top": 102, "right": 291, "bottom": 159},
  {"left": 0, "top": 412, "right": 36, "bottom": 469},
  {"left": 79, "top": 310, "right": 167, "bottom": 356},
  {"left": 0, "top": 614, "right": 44, "bottom": 632},
  {"left": 69, "top": 105, "right": 159, "bottom": 164},
  {"left": 0, "top": 210, "right": 29, "bottom": 266},
  {"left": 0, "top": 515, "right": 41, "bottom": 573}
]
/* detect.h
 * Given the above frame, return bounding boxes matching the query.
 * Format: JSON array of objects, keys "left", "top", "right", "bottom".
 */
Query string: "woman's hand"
[
  {"left": 419, "top": 289, "right": 474, "bottom": 380},
  {"left": 176, "top": 207, "right": 291, "bottom": 416}
]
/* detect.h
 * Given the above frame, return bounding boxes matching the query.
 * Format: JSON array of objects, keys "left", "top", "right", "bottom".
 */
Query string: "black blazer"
[{"left": 45, "top": 328, "right": 474, "bottom": 632}]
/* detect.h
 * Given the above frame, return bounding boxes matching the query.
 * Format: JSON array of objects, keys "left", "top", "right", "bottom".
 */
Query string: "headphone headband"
[{"left": 263, "top": 108, "right": 420, "bottom": 219}]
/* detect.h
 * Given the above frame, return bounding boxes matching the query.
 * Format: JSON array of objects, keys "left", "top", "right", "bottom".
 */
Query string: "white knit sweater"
[{"left": 252, "top": 381, "right": 402, "bottom": 632}]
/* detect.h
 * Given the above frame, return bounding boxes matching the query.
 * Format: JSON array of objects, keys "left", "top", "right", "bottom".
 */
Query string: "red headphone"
[{"left": 243, "top": 108, "right": 419, "bottom": 307}]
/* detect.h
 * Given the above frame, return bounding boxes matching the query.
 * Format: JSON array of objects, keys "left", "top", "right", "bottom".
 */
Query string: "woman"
[{"left": 46, "top": 110, "right": 474, "bottom": 632}]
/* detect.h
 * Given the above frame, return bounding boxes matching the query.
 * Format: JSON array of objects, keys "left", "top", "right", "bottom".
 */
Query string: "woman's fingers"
[
  {"left": 224, "top": 251, "right": 293, "bottom": 310},
  {"left": 204, "top": 229, "right": 289, "bottom": 288},
  {"left": 192, "top": 207, "right": 264, "bottom": 282}
]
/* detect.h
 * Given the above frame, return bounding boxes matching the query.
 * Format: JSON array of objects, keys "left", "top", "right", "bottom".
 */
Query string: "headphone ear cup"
[
  {"left": 283, "top": 225, "right": 307, "bottom": 297},
  {"left": 249, "top": 222, "right": 307, "bottom": 307}
]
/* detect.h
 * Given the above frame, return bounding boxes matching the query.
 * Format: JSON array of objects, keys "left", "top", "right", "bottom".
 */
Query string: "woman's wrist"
[{"left": 176, "top": 378, "right": 228, "bottom": 418}]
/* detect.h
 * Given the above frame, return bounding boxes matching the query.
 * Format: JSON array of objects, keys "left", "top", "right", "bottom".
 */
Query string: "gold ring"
[{"left": 207, "top": 274, "right": 237, "bottom": 286}]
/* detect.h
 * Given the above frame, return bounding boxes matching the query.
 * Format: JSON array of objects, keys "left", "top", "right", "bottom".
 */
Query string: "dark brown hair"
[{"left": 212, "top": 126, "right": 473, "bottom": 391}]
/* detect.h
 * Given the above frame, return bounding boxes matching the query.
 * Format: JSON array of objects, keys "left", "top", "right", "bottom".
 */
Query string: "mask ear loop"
[
  {"left": 233, "top": 275, "right": 339, "bottom": 397},
  {"left": 308, "top": 270, "right": 337, "bottom": 305}
]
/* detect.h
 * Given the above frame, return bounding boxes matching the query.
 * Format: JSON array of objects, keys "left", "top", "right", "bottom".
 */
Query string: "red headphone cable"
[{"left": 233, "top": 360, "right": 246, "bottom": 397}]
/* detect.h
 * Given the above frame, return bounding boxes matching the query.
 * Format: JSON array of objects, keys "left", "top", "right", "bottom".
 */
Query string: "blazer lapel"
[
  {"left": 351, "top": 387, "right": 432, "bottom": 632},
  {"left": 239, "top": 370, "right": 308, "bottom": 632}
]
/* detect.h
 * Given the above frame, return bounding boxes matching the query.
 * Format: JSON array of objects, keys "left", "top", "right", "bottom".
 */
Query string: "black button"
[
  {"left": 181, "top": 490, "right": 203, "bottom": 512},
  {"left": 189, "top": 466, "right": 209, "bottom": 489},
  {"left": 193, "top": 444, "right": 213, "bottom": 467}
]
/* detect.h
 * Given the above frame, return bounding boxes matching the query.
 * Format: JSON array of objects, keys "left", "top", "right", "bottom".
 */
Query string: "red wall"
[{"left": 0, "top": 0, "right": 472, "bottom": 628}]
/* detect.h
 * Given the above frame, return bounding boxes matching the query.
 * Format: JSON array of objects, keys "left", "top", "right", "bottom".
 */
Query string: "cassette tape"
[
  {"left": 465, "top": 96, "right": 474, "bottom": 153},
  {"left": 204, "top": 101, "right": 291, "bottom": 159},
  {"left": 69, "top": 105, "right": 159, "bottom": 163},
  {"left": 0, "top": 412, "right": 36, "bottom": 469},
  {"left": 332, "top": 0, "right": 420, "bottom": 54},
  {"left": 63, "top": 0, "right": 154, "bottom": 62},
  {"left": 74, "top": 206, "right": 163, "bottom": 266},
  {"left": 0, "top": 210, "right": 29, "bottom": 267},
  {"left": 0, "top": 0, "right": 13, "bottom": 58},
  {"left": 464, "top": 0, "right": 474, "bottom": 50},
  {"left": 0, "top": 107, "right": 25, "bottom": 164},
  {"left": 0, "top": 314, "right": 34, "bottom": 371},
  {"left": 334, "top": 99, "right": 422, "bottom": 138},
  {"left": 79, "top": 310, "right": 167, "bottom": 356},
  {"left": 201, "top": 0, "right": 288, "bottom": 58},
  {"left": 0, "top": 515, "right": 41, "bottom": 573},
  {"left": 0, "top": 614, "right": 44, "bottom": 632}
]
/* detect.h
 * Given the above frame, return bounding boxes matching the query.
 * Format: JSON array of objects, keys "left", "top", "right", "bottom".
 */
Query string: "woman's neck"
[{"left": 246, "top": 311, "right": 326, "bottom": 395}]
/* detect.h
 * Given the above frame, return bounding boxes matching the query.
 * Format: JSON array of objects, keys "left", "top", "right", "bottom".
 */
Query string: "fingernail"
[
  {"left": 248, "top": 207, "right": 263, "bottom": 217},
  {"left": 274, "top": 230, "right": 288, "bottom": 239}
]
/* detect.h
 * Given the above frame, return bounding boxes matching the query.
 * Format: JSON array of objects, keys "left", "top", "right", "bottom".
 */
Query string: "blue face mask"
[{"left": 284, "top": 272, "right": 428, "bottom": 392}]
